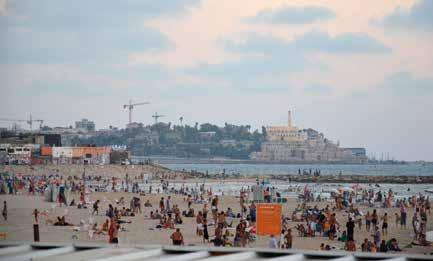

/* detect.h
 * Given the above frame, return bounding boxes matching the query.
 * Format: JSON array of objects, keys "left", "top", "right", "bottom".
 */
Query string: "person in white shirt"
[
  {"left": 279, "top": 229, "right": 285, "bottom": 248},
  {"left": 268, "top": 235, "right": 279, "bottom": 248}
]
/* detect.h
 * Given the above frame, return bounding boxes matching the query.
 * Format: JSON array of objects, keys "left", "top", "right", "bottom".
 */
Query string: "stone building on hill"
[{"left": 250, "top": 111, "right": 367, "bottom": 163}]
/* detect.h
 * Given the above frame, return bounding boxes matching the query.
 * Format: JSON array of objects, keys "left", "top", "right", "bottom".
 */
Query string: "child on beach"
[
  {"left": 394, "top": 213, "right": 400, "bottom": 227},
  {"left": 32, "top": 209, "right": 39, "bottom": 223}
]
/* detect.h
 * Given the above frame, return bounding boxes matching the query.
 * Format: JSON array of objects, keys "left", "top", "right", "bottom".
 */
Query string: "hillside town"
[{"left": 1, "top": 112, "right": 366, "bottom": 165}]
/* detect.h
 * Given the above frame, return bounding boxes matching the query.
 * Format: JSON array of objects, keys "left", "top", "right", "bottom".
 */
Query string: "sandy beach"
[{"left": 1, "top": 164, "right": 432, "bottom": 255}]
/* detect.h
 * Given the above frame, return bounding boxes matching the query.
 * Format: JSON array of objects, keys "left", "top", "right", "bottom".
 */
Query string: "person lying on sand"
[{"left": 53, "top": 216, "right": 73, "bottom": 226}]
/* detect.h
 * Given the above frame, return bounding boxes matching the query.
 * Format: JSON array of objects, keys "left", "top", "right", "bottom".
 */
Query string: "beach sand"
[
  {"left": 1, "top": 192, "right": 432, "bottom": 254},
  {"left": 1, "top": 164, "right": 432, "bottom": 254}
]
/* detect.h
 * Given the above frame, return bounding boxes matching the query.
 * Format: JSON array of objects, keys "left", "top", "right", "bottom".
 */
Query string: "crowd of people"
[{"left": 0, "top": 167, "right": 432, "bottom": 254}]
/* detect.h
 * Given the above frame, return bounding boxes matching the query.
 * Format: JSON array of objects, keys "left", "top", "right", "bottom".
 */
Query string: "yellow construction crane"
[{"left": 123, "top": 99, "right": 150, "bottom": 125}]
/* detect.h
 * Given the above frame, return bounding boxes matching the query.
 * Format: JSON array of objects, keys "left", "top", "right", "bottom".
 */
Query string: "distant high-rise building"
[{"left": 75, "top": 119, "right": 95, "bottom": 132}]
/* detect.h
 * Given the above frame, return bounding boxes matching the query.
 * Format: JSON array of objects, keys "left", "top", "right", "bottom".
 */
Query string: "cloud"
[
  {"left": 226, "top": 31, "right": 390, "bottom": 55},
  {"left": 0, "top": 26, "right": 173, "bottom": 64},
  {"left": 0, "top": 0, "right": 200, "bottom": 64},
  {"left": 246, "top": 5, "right": 335, "bottom": 25},
  {"left": 188, "top": 31, "right": 388, "bottom": 92},
  {"left": 381, "top": 0, "right": 433, "bottom": 31},
  {"left": 293, "top": 31, "right": 391, "bottom": 54},
  {"left": 384, "top": 71, "right": 433, "bottom": 95}
]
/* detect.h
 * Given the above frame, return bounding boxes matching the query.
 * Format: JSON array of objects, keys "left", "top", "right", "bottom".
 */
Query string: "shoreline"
[
  {"left": 2, "top": 163, "right": 433, "bottom": 184},
  {"left": 132, "top": 156, "right": 416, "bottom": 165}
]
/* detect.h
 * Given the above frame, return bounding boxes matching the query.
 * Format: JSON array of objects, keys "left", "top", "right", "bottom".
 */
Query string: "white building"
[{"left": 251, "top": 111, "right": 367, "bottom": 163}]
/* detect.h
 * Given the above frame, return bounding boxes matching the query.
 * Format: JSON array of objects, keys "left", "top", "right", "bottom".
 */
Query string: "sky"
[{"left": 1, "top": 0, "right": 433, "bottom": 161}]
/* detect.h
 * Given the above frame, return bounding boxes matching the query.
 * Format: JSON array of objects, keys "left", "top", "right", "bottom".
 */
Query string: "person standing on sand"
[
  {"left": 328, "top": 213, "right": 338, "bottom": 240},
  {"left": 365, "top": 211, "right": 372, "bottom": 232},
  {"left": 284, "top": 229, "right": 293, "bottom": 249},
  {"left": 412, "top": 212, "right": 419, "bottom": 239},
  {"left": 170, "top": 228, "right": 184, "bottom": 246},
  {"left": 203, "top": 219, "right": 209, "bottom": 243},
  {"left": 346, "top": 217, "right": 355, "bottom": 241},
  {"left": 400, "top": 204, "right": 407, "bottom": 229},
  {"left": 159, "top": 197, "right": 165, "bottom": 213},
  {"left": 32, "top": 209, "right": 39, "bottom": 223},
  {"left": 166, "top": 196, "right": 172, "bottom": 213},
  {"left": 381, "top": 213, "right": 388, "bottom": 236},
  {"left": 371, "top": 209, "right": 378, "bottom": 229},
  {"left": 108, "top": 218, "right": 119, "bottom": 244},
  {"left": 196, "top": 211, "right": 204, "bottom": 236},
  {"left": 2, "top": 201, "right": 7, "bottom": 221},
  {"left": 372, "top": 226, "right": 381, "bottom": 247}
]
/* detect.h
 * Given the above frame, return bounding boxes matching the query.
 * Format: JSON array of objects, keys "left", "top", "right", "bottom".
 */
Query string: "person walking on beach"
[
  {"left": 2, "top": 201, "right": 7, "bottom": 221},
  {"left": 400, "top": 204, "right": 407, "bottom": 229},
  {"left": 365, "top": 211, "right": 372, "bottom": 232},
  {"left": 170, "top": 228, "right": 184, "bottom": 246},
  {"left": 92, "top": 200, "right": 100, "bottom": 215},
  {"left": 381, "top": 213, "right": 388, "bottom": 236}
]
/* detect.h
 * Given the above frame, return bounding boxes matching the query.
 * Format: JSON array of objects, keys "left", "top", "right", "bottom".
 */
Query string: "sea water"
[{"left": 161, "top": 163, "right": 433, "bottom": 176}]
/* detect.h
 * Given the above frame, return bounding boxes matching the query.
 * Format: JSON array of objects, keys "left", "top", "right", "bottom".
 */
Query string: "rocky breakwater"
[{"left": 271, "top": 174, "right": 433, "bottom": 184}]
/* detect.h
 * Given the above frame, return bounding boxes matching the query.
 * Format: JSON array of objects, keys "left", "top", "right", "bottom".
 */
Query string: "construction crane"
[
  {"left": 123, "top": 99, "right": 149, "bottom": 125},
  {"left": 0, "top": 114, "right": 44, "bottom": 131},
  {"left": 152, "top": 112, "right": 165, "bottom": 124}
]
